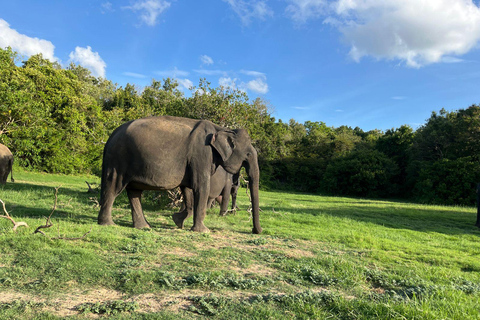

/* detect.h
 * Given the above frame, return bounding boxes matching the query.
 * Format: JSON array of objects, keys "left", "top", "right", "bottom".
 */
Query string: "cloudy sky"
[{"left": 2, "top": 0, "right": 480, "bottom": 130}]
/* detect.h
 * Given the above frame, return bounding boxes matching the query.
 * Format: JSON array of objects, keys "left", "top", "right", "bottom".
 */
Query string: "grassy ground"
[{"left": 0, "top": 169, "right": 479, "bottom": 319}]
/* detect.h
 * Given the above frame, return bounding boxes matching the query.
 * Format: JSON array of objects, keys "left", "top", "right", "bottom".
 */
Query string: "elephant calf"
[
  {"left": 98, "top": 116, "right": 262, "bottom": 234},
  {"left": 172, "top": 167, "right": 240, "bottom": 229},
  {"left": 0, "top": 143, "right": 14, "bottom": 184}
]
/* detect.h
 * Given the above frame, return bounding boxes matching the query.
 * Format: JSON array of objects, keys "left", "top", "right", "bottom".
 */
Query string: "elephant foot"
[
  {"left": 191, "top": 224, "right": 210, "bottom": 233},
  {"left": 172, "top": 212, "right": 186, "bottom": 229},
  {"left": 252, "top": 226, "right": 263, "bottom": 234},
  {"left": 133, "top": 221, "right": 151, "bottom": 229},
  {"left": 98, "top": 219, "right": 116, "bottom": 226}
]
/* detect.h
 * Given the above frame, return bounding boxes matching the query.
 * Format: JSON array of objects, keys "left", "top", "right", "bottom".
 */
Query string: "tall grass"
[{"left": 0, "top": 169, "right": 479, "bottom": 319}]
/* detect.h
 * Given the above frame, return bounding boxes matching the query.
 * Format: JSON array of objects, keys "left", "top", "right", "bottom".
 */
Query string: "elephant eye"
[{"left": 246, "top": 152, "right": 252, "bottom": 157}]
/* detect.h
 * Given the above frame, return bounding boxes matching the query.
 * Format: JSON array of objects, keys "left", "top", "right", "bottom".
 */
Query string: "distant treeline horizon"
[{"left": 1, "top": 47, "right": 479, "bottom": 206}]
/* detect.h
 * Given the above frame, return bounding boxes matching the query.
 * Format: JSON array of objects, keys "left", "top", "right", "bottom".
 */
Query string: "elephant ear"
[{"left": 210, "top": 130, "right": 235, "bottom": 162}]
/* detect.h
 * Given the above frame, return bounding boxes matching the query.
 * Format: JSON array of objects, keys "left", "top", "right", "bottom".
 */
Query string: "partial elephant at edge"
[{"left": 0, "top": 143, "right": 15, "bottom": 184}]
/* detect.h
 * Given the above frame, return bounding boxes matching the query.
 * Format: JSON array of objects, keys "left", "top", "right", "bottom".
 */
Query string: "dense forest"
[{"left": 1, "top": 47, "right": 479, "bottom": 205}]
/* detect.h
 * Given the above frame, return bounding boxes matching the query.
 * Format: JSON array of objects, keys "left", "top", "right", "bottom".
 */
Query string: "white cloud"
[
  {"left": 293, "top": 106, "right": 310, "bottom": 110},
  {"left": 193, "top": 69, "right": 229, "bottom": 77},
  {"left": 123, "top": 72, "right": 147, "bottom": 78},
  {"left": 101, "top": 2, "right": 113, "bottom": 13},
  {"left": 219, "top": 77, "right": 242, "bottom": 90},
  {"left": 285, "top": 0, "right": 328, "bottom": 23},
  {"left": 288, "top": 0, "right": 480, "bottom": 67},
  {"left": 240, "top": 69, "right": 266, "bottom": 78},
  {"left": 123, "top": 0, "right": 171, "bottom": 26},
  {"left": 223, "top": 0, "right": 273, "bottom": 25},
  {"left": 0, "top": 19, "right": 56, "bottom": 61},
  {"left": 69, "top": 46, "right": 106, "bottom": 78},
  {"left": 155, "top": 67, "right": 190, "bottom": 78},
  {"left": 245, "top": 77, "right": 269, "bottom": 94},
  {"left": 177, "top": 78, "right": 194, "bottom": 90},
  {"left": 200, "top": 55, "right": 214, "bottom": 65},
  {"left": 335, "top": 0, "right": 480, "bottom": 67}
]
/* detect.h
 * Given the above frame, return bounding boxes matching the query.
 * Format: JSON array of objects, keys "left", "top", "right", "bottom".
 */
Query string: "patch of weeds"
[
  {"left": 293, "top": 266, "right": 340, "bottom": 286},
  {"left": 0, "top": 277, "right": 13, "bottom": 287},
  {"left": 248, "top": 290, "right": 340, "bottom": 307},
  {"left": 121, "top": 242, "right": 145, "bottom": 254},
  {"left": 0, "top": 300, "right": 47, "bottom": 312},
  {"left": 76, "top": 300, "right": 138, "bottom": 315},
  {"left": 256, "top": 251, "right": 287, "bottom": 263},
  {"left": 246, "top": 238, "right": 268, "bottom": 246},
  {"left": 453, "top": 280, "right": 480, "bottom": 295},
  {"left": 117, "top": 269, "right": 156, "bottom": 293},
  {"left": 26, "top": 277, "right": 56, "bottom": 290},
  {"left": 364, "top": 268, "right": 423, "bottom": 289},
  {"left": 185, "top": 272, "right": 273, "bottom": 290},
  {"left": 157, "top": 271, "right": 186, "bottom": 289},
  {"left": 188, "top": 294, "right": 231, "bottom": 316},
  {"left": 365, "top": 268, "right": 439, "bottom": 301},
  {"left": 118, "top": 256, "right": 144, "bottom": 268}
]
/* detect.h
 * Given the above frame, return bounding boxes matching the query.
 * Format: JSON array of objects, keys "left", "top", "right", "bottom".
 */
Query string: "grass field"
[{"left": 1, "top": 169, "right": 479, "bottom": 319}]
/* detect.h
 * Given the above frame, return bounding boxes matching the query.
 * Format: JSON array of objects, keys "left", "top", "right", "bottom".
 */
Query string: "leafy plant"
[{"left": 76, "top": 300, "right": 138, "bottom": 315}]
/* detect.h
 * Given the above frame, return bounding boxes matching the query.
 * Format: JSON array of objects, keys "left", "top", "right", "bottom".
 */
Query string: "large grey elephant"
[
  {"left": 0, "top": 143, "right": 14, "bottom": 184},
  {"left": 98, "top": 116, "right": 262, "bottom": 234},
  {"left": 172, "top": 166, "right": 240, "bottom": 229}
]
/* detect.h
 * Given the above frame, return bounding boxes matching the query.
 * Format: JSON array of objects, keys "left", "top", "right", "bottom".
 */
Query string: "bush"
[
  {"left": 322, "top": 149, "right": 399, "bottom": 197},
  {"left": 413, "top": 157, "right": 480, "bottom": 205}
]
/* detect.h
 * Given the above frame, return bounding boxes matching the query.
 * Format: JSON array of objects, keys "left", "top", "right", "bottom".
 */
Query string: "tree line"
[{"left": 1, "top": 47, "right": 479, "bottom": 206}]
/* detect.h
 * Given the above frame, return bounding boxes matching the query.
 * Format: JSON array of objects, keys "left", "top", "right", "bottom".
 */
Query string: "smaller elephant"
[
  {"left": 0, "top": 143, "right": 14, "bottom": 184},
  {"left": 172, "top": 167, "right": 240, "bottom": 229},
  {"left": 207, "top": 169, "right": 240, "bottom": 215}
]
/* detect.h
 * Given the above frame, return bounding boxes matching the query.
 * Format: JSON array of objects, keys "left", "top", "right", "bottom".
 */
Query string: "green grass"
[{"left": 1, "top": 169, "right": 479, "bottom": 319}]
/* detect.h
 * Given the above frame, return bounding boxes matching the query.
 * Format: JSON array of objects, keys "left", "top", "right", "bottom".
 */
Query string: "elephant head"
[{"left": 210, "top": 129, "right": 262, "bottom": 234}]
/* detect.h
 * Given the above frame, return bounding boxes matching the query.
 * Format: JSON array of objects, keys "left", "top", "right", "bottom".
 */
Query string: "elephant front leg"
[
  {"left": 127, "top": 188, "right": 151, "bottom": 229},
  {"left": 172, "top": 187, "right": 193, "bottom": 229},
  {"left": 191, "top": 187, "right": 210, "bottom": 233},
  {"left": 219, "top": 188, "right": 230, "bottom": 216}
]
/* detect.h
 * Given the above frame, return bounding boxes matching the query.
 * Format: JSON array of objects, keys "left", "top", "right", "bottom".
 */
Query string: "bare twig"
[
  {"left": 52, "top": 227, "right": 92, "bottom": 240},
  {"left": 167, "top": 188, "right": 183, "bottom": 209},
  {"left": 89, "top": 196, "right": 100, "bottom": 207},
  {"left": 33, "top": 186, "right": 92, "bottom": 241},
  {"left": 0, "top": 199, "right": 29, "bottom": 231},
  {"left": 85, "top": 181, "right": 97, "bottom": 193},
  {"left": 34, "top": 186, "right": 60, "bottom": 235}
]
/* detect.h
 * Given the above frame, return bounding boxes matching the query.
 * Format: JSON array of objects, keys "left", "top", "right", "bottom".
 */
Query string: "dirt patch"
[{"left": 0, "top": 288, "right": 272, "bottom": 317}]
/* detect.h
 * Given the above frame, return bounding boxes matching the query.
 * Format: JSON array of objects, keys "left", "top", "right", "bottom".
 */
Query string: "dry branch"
[
  {"left": 85, "top": 181, "right": 97, "bottom": 193},
  {"left": 33, "top": 186, "right": 91, "bottom": 240},
  {"left": 34, "top": 186, "right": 59, "bottom": 236},
  {"left": 0, "top": 199, "right": 29, "bottom": 231}
]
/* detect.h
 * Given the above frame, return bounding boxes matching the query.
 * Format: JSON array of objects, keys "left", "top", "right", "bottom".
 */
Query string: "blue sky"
[{"left": 2, "top": 0, "right": 480, "bottom": 131}]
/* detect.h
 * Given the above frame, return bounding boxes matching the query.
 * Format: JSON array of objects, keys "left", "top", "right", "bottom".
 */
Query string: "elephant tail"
[{"left": 9, "top": 157, "right": 14, "bottom": 183}]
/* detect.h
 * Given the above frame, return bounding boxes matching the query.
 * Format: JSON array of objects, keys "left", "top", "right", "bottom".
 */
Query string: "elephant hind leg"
[
  {"left": 98, "top": 170, "right": 124, "bottom": 226},
  {"left": 127, "top": 188, "right": 151, "bottom": 229}
]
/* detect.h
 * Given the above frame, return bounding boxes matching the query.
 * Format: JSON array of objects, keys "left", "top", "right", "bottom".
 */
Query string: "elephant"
[
  {"left": 172, "top": 167, "right": 240, "bottom": 229},
  {"left": 208, "top": 168, "right": 240, "bottom": 214},
  {"left": 0, "top": 143, "right": 14, "bottom": 184},
  {"left": 97, "top": 116, "right": 262, "bottom": 234}
]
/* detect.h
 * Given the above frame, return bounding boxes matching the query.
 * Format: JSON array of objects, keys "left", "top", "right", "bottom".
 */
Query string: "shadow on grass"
[
  {"left": 265, "top": 201, "right": 480, "bottom": 236},
  {"left": 0, "top": 181, "right": 179, "bottom": 230}
]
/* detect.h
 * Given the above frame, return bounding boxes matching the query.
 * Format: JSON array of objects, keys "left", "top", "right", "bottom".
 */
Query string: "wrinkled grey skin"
[
  {"left": 0, "top": 143, "right": 14, "bottom": 184},
  {"left": 98, "top": 116, "right": 262, "bottom": 234},
  {"left": 172, "top": 167, "right": 240, "bottom": 228}
]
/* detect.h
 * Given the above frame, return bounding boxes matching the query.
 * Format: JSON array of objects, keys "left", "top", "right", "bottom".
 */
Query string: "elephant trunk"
[{"left": 246, "top": 151, "right": 262, "bottom": 234}]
